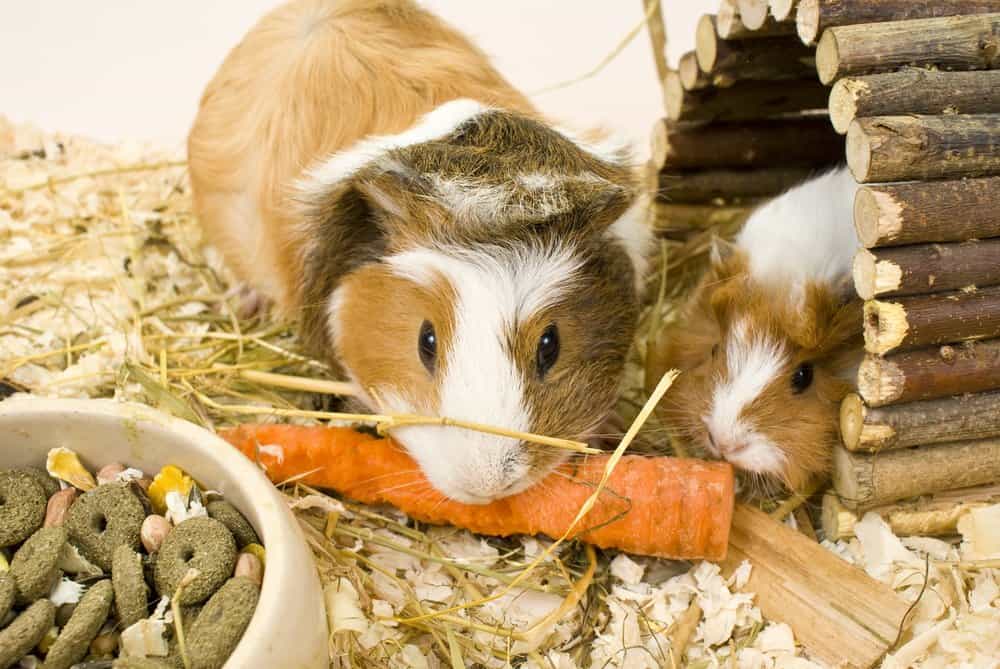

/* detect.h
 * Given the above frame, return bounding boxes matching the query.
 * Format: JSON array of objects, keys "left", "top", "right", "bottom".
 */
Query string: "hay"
[{"left": 3, "top": 117, "right": 998, "bottom": 667}]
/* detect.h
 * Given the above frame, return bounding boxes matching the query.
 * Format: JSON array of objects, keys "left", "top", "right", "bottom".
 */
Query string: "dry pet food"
[{"left": 0, "top": 451, "right": 263, "bottom": 669}]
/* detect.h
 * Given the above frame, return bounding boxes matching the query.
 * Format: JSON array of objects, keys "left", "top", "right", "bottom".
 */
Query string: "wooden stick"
[
  {"left": 863, "top": 285, "right": 1000, "bottom": 355},
  {"left": 833, "top": 438, "right": 1000, "bottom": 509},
  {"left": 841, "top": 390, "right": 1000, "bottom": 452},
  {"left": 643, "top": 0, "right": 671, "bottom": 84},
  {"left": 854, "top": 178, "right": 1000, "bottom": 248},
  {"left": 678, "top": 51, "right": 712, "bottom": 91},
  {"left": 719, "top": 0, "right": 795, "bottom": 38},
  {"left": 720, "top": 505, "right": 910, "bottom": 668},
  {"left": 822, "top": 485, "right": 1000, "bottom": 540},
  {"left": 769, "top": 0, "right": 798, "bottom": 22},
  {"left": 853, "top": 240, "right": 1000, "bottom": 301},
  {"left": 798, "top": 0, "right": 1000, "bottom": 46},
  {"left": 653, "top": 118, "right": 842, "bottom": 170},
  {"left": 664, "top": 72, "right": 828, "bottom": 121},
  {"left": 658, "top": 166, "right": 813, "bottom": 203},
  {"left": 857, "top": 339, "right": 1000, "bottom": 407},
  {"left": 651, "top": 202, "right": 754, "bottom": 237},
  {"left": 848, "top": 114, "right": 1000, "bottom": 183},
  {"left": 829, "top": 69, "right": 1000, "bottom": 134},
  {"left": 816, "top": 13, "right": 1000, "bottom": 84},
  {"left": 697, "top": 15, "right": 815, "bottom": 84},
  {"left": 737, "top": 0, "right": 770, "bottom": 30}
]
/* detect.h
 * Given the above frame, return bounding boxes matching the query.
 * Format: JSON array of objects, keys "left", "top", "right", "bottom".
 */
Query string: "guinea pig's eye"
[
  {"left": 536, "top": 324, "right": 560, "bottom": 379},
  {"left": 418, "top": 320, "right": 437, "bottom": 373},
  {"left": 711, "top": 343, "right": 720, "bottom": 359},
  {"left": 791, "top": 362, "right": 814, "bottom": 394}
]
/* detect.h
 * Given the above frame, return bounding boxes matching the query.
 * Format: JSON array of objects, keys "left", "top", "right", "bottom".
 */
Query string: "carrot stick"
[{"left": 220, "top": 424, "right": 735, "bottom": 561}]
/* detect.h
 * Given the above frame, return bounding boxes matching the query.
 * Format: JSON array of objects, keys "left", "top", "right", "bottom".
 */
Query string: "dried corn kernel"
[
  {"left": 45, "top": 447, "right": 97, "bottom": 491},
  {"left": 240, "top": 543, "right": 266, "bottom": 570},
  {"left": 147, "top": 465, "right": 194, "bottom": 515}
]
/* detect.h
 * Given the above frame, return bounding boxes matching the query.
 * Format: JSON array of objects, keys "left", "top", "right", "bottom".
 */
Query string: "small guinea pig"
[
  {"left": 187, "top": 0, "right": 652, "bottom": 504},
  {"left": 648, "top": 167, "right": 862, "bottom": 495}
]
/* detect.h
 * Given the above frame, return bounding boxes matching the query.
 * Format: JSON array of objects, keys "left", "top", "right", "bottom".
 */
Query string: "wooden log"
[
  {"left": 720, "top": 505, "right": 910, "bottom": 668},
  {"left": 769, "top": 0, "right": 797, "bottom": 22},
  {"left": 664, "top": 72, "right": 829, "bottom": 121},
  {"left": 853, "top": 240, "right": 1000, "bottom": 301},
  {"left": 854, "top": 178, "right": 1000, "bottom": 248},
  {"left": 816, "top": 13, "right": 1000, "bottom": 84},
  {"left": 840, "top": 390, "right": 1000, "bottom": 452},
  {"left": 652, "top": 202, "right": 754, "bottom": 236},
  {"left": 863, "top": 285, "right": 1000, "bottom": 355},
  {"left": 833, "top": 437, "right": 1000, "bottom": 509},
  {"left": 697, "top": 15, "right": 816, "bottom": 85},
  {"left": 858, "top": 339, "right": 1000, "bottom": 407},
  {"left": 653, "top": 118, "right": 842, "bottom": 170},
  {"left": 643, "top": 0, "right": 671, "bottom": 84},
  {"left": 797, "top": 0, "right": 1000, "bottom": 46},
  {"left": 737, "top": 0, "right": 770, "bottom": 30},
  {"left": 719, "top": 0, "right": 795, "bottom": 38},
  {"left": 658, "top": 166, "right": 813, "bottom": 203},
  {"left": 679, "top": 51, "right": 712, "bottom": 91},
  {"left": 847, "top": 115, "right": 1000, "bottom": 183},
  {"left": 822, "top": 484, "right": 1000, "bottom": 539},
  {"left": 829, "top": 69, "right": 1000, "bottom": 134}
]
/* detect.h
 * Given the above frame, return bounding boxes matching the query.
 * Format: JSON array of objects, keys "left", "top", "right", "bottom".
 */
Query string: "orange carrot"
[{"left": 220, "top": 424, "right": 735, "bottom": 561}]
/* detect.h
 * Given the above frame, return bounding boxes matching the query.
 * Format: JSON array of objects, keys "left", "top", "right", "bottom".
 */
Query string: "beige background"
[{"left": 0, "top": 1, "right": 714, "bottom": 155}]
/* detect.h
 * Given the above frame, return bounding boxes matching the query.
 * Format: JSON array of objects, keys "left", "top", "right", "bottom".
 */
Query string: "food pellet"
[
  {"left": 0, "top": 470, "right": 47, "bottom": 547},
  {"left": 65, "top": 482, "right": 146, "bottom": 571},
  {"left": 112, "top": 545, "right": 148, "bottom": 628},
  {"left": 154, "top": 517, "right": 237, "bottom": 606},
  {"left": 0, "top": 599, "right": 55, "bottom": 668},
  {"left": 186, "top": 577, "right": 261, "bottom": 669},
  {"left": 9, "top": 526, "right": 66, "bottom": 605},
  {"left": 43, "top": 579, "right": 115, "bottom": 669},
  {"left": 206, "top": 500, "right": 260, "bottom": 548}
]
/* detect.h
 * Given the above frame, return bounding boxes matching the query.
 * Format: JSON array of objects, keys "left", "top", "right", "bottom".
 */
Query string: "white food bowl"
[{"left": 0, "top": 397, "right": 329, "bottom": 669}]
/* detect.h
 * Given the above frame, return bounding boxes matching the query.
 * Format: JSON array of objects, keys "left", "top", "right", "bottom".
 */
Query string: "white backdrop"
[{"left": 0, "top": 1, "right": 714, "bottom": 154}]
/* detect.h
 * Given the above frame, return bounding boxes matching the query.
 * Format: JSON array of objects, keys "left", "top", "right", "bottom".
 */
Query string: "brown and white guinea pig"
[
  {"left": 187, "top": 0, "right": 652, "bottom": 504},
  {"left": 648, "top": 167, "right": 862, "bottom": 495}
]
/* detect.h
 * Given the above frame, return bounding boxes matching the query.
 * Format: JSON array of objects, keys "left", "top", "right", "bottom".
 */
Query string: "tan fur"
[
  {"left": 188, "top": 0, "right": 537, "bottom": 311},
  {"left": 650, "top": 251, "right": 862, "bottom": 494}
]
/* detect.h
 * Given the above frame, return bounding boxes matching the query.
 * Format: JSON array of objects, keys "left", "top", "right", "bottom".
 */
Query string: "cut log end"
[
  {"left": 663, "top": 72, "right": 685, "bottom": 121},
  {"left": 853, "top": 248, "right": 903, "bottom": 301},
  {"left": 822, "top": 492, "right": 856, "bottom": 541},
  {"left": 839, "top": 393, "right": 864, "bottom": 451},
  {"left": 650, "top": 120, "right": 668, "bottom": 170},
  {"left": 738, "top": 0, "right": 769, "bottom": 30},
  {"left": 795, "top": 0, "right": 820, "bottom": 45},
  {"left": 815, "top": 28, "right": 840, "bottom": 84},
  {"left": 717, "top": 0, "right": 740, "bottom": 40},
  {"left": 857, "top": 355, "right": 905, "bottom": 408},
  {"left": 695, "top": 14, "right": 720, "bottom": 72},
  {"left": 832, "top": 446, "right": 861, "bottom": 505},
  {"left": 846, "top": 119, "right": 872, "bottom": 183},
  {"left": 679, "top": 51, "right": 711, "bottom": 91},
  {"left": 769, "top": 0, "right": 796, "bottom": 22},
  {"left": 828, "top": 78, "right": 864, "bottom": 134},
  {"left": 854, "top": 187, "right": 902, "bottom": 249},
  {"left": 863, "top": 299, "right": 908, "bottom": 356}
]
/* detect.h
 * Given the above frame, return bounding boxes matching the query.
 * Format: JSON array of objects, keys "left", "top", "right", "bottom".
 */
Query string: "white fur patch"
[
  {"left": 605, "top": 193, "right": 653, "bottom": 293},
  {"left": 428, "top": 172, "right": 610, "bottom": 222},
  {"left": 374, "top": 244, "right": 582, "bottom": 503},
  {"left": 297, "top": 99, "right": 488, "bottom": 196},
  {"left": 737, "top": 166, "right": 859, "bottom": 292},
  {"left": 553, "top": 125, "right": 632, "bottom": 166},
  {"left": 704, "top": 319, "right": 787, "bottom": 475}
]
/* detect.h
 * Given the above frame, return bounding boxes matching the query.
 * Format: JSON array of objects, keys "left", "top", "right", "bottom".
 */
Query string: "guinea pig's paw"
[{"left": 224, "top": 284, "right": 271, "bottom": 320}]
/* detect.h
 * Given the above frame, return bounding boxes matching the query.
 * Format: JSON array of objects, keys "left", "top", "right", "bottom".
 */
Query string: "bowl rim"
[{"left": 0, "top": 396, "right": 329, "bottom": 668}]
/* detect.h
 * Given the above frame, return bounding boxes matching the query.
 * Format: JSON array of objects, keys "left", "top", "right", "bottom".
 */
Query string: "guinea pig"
[
  {"left": 647, "top": 166, "right": 862, "bottom": 495},
  {"left": 187, "top": 0, "right": 652, "bottom": 504}
]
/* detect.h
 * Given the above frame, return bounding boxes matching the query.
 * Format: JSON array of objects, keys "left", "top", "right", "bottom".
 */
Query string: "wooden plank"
[
  {"left": 816, "top": 13, "right": 1000, "bottom": 84},
  {"left": 664, "top": 72, "right": 829, "bottom": 121},
  {"left": 797, "top": 0, "right": 1000, "bottom": 45},
  {"left": 854, "top": 178, "right": 1000, "bottom": 248},
  {"left": 848, "top": 114, "right": 1000, "bottom": 183},
  {"left": 658, "top": 166, "right": 813, "bottom": 203},
  {"left": 853, "top": 239, "right": 1000, "bottom": 300},
  {"left": 830, "top": 69, "right": 1000, "bottom": 134},
  {"left": 697, "top": 15, "right": 815, "bottom": 84},
  {"left": 841, "top": 390, "right": 1000, "bottom": 452},
  {"left": 720, "top": 505, "right": 910, "bottom": 669}
]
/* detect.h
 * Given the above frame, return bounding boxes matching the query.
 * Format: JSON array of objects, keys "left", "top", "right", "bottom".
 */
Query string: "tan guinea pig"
[
  {"left": 187, "top": 0, "right": 653, "bottom": 504},
  {"left": 648, "top": 167, "right": 863, "bottom": 496}
]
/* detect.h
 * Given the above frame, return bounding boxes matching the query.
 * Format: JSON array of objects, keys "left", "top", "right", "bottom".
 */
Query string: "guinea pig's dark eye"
[
  {"left": 791, "top": 362, "right": 814, "bottom": 394},
  {"left": 418, "top": 320, "right": 437, "bottom": 373},
  {"left": 711, "top": 343, "right": 720, "bottom": 359},
  {"left": 536, "top": 324, "right": 560, "bottom": 379}
]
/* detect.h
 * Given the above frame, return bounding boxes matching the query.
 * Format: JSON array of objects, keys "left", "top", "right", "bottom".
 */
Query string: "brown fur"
[
  {"left": 188, "top": 0, "right": 538, "bottom": 310},
  {"left": 650, "top": 251, "right": 862, "bottom": 494}
]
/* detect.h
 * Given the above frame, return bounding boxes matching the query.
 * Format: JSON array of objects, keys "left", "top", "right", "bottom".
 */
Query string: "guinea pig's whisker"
[
  {"left": 374, "top": 478, "right": 437, "bottom": 497},
  {"left": 349, "top": 468, "right": 423, "bottom": 487}
]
